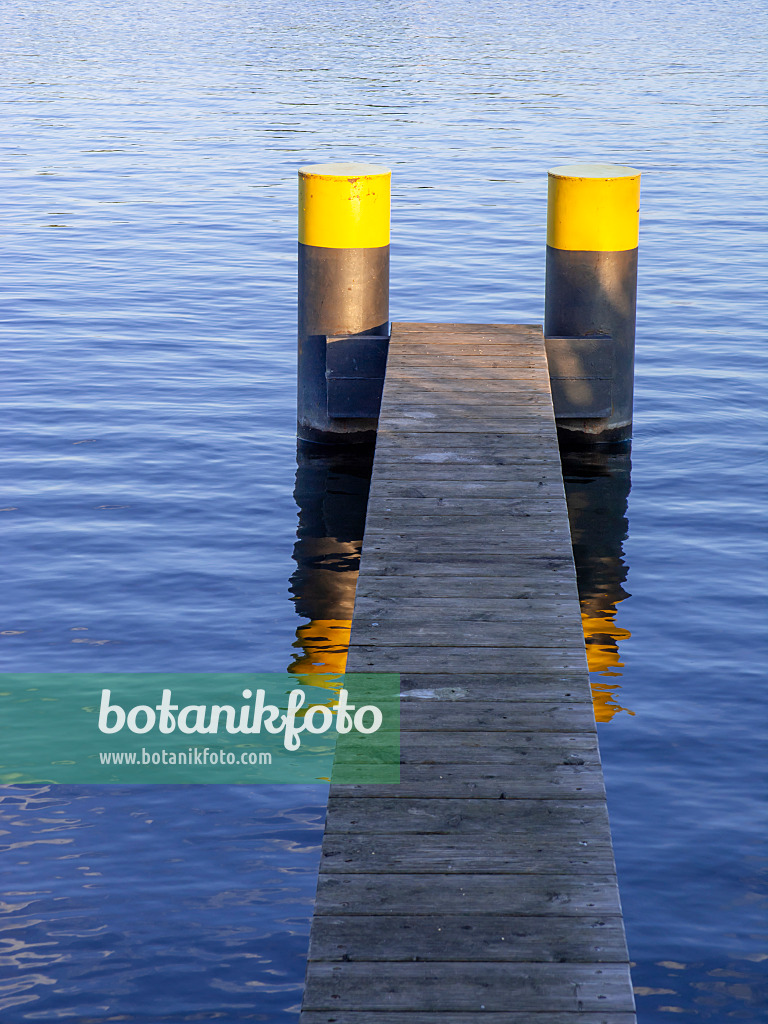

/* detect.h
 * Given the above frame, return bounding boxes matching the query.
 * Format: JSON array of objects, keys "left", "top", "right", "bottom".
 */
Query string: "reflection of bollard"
[
  {"left": 544, "top": 163, "right": 641, "bottom": 447},
  {"left": 288, "top": 441, "right": 374, "bottom": 679},
  {"left": 561, "top": 448, "right": 634, "bottom": 722},
  {"left": 298, "top": 162, "right": 391, "bottom": 444}
]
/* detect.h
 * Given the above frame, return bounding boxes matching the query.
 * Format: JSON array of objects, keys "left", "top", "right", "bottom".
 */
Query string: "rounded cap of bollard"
[
  {"left": 547, "top": 163, "right": 641, "bottom": 252},
  {"left": 299, "top": 163, "right": 391, "bottom": 249}
]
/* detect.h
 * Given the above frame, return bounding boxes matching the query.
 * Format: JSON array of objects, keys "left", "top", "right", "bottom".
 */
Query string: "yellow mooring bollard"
[
  {"left": 297, "top": 162, "right": 391, "bottom": 443},
  {"left": 544, "top": 163, "right": 641, "bottom": 446}
]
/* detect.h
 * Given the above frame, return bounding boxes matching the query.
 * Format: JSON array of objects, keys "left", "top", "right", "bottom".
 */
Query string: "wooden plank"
[
  {"left": 314, "top": 872, "right": 622, "bottom": 916},
  {"left": 384, "top": 381, "right": 555, "bottom": 399},
  {"left": 354, "top": 595, "right": 578, "bottom": 616},
  {"left": 400, "top": 731, "right": 599, "bottom": 764},
  {"left": 381, "top": 412, "right": 556, "bottom": 433},
  {"left": 347, "top": 646, "right": 588, "bottom": 674},
  {"left": 303, "top": 963, "right": 636, "bottom": 1012},
  {"left": 356, "top": 554, "right": 574, "bottom": 577},
  {"left": 390, "top": 345, "right": 547, "bottom": 359},
  {"left": 325, "top": 798, "right": 609, "bottom": 836},
  {"left": 386, "top": 368, "right": 551, "bottom": 382},
  {"left": 364, "top": 511, "right": 569, "bottom": 529},
  {"left": 336, "top": 763, "right": 606, "bottom": 799},
  {"left": 319, "top": 833, "right": 618, "bottom": 875},
  {"left": 350, "top": 621, "right": 584, "bottom": 649},
  {"left": 373, "top": 441, "right": 562, "bottom": 463},
  {"left": 375, "top": 429, "right": 560, "bottom": 449},
  {"left": 355, "top": 577, "right": 578, "bottom": 600},
  {"left": 310, "top": 914, "right": 628, "bottom": 962},
  {"left": 370, "top": 465, "right": 564, "bottom": 485},
  {"left": 391, "top": 358, "right": 552, "bottom": 370},
  {"left": 362, "top": 534, "right": 572, "bottom": 553},
  {"left": 368, "top": 480, "right": 563, "bottom": 498},
  {"left": 365, "top": 496, "right": 565, "bottom": 515},
  {"left": 396, "top": 701, "right": 596, "bottom": 733},
  {"left": 363, "top": 517, "right": 572, "bottom": 538},
  {"left": 301, "top": 1013, "right": 638, "bottom": 1024},
  {"left": 349, "top": 730, "right": 601, "bottom": 766},
  {"left": 393, "top": 321, "right": 544, "bottom": 331},
  {"left": 396, "top": 672, "right": 592, "bottom": 702}
]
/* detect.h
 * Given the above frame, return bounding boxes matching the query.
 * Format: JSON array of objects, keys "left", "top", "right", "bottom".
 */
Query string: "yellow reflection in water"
[
  {"left": 582, "top": 604, "right": 635, "bottom": 722},
  {"left": 563, "top": 449, "right": 635, "bottom": 723},
  {"left": 288, "top": 618, "right": 351, "bottom": 684},
  {"left": 289, "top": 442, "right": 373, "bottom": 691}
]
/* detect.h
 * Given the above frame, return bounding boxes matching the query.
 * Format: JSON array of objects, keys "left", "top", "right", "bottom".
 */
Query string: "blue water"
[{"left": 2, "top": 0, "right": 767, "bottom": 1019}]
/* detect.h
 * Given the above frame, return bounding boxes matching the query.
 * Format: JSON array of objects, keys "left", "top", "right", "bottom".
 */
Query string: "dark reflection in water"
[
  {"left": 561, "top": 448, "right": 634, "bottom": 723},
  {"left": 288, "top": 441, "right": 375, "bottom": 679}
]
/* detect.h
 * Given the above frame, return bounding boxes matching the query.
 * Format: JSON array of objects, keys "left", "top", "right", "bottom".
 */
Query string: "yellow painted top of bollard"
[
  {"left": 547, "top": 163, "right": 641, "bottom": 252},
  {"left": 299, "top": 163, "right": 391, "bottom": 249}
]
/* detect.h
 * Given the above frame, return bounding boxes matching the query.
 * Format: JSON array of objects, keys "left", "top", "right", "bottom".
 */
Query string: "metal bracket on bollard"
[
  {"left": 325, "top": 334, "right": 390, "bottom": 419},
  {"left": 544, "top": 334, "right": 614, "bottom": 419}
]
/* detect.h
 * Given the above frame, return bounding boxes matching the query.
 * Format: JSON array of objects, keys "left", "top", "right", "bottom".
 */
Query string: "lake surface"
[{"left": 2, "top": 0, "right": 767, "bottom": 1020}]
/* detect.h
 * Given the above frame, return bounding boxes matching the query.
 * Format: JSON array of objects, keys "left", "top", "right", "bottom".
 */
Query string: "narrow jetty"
[{"left": 300, "top": 323, "right": 636, "bottom": 1023}]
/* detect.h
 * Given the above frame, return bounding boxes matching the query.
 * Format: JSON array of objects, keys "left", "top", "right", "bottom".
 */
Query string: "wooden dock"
[{"left": 300, "top": 323, "right": 636, "bottom": 1023}]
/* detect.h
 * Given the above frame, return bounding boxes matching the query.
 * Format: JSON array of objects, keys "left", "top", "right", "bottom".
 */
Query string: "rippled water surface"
[{"left": 2, "top": 1, "right": 767, "bottom": 1020}]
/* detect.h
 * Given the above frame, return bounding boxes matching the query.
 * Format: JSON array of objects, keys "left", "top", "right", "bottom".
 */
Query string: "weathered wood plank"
[
  {"left": 347, "top": 646, "right": 587, "bottom": 674},
  {"left": 356, "top": 553, "right": 574, "bottom": 577},
  {"left": 384, "top": 381, "right": 556, "bottom": 400},
  {"left": 314, "top": 872, "right": 622, "bottom": 917},
  {"left": 350, "top": 620, "right": 584, "bottom": 649},
  {"left": 363, "top": 523, "right": 570, "bottom": 542},
  {"left": 395, "top": 700, "right": 596, "bottom": 733},
  {"left": 319, "top": 834, "right": 617, "bottom": 876},
  {"left": 310, "top": 914, "right": 628, "bottom": 963},
  {"left": 392, "top": 321, "right": 544, "bottom": 333},
  {"left": 367, "top": 481, "right": 564, "bottom": 501},
  {"left": 381, "top": 413, "right": 556, "bottom": 433},
  {"left": 366, "top": 496, "right": 565, "bottom": 515},
  {"left": 343, "top": 730, "right": 601, "bottom": 766},
  {"left": 337, "top": 763, "right": 606, "bottom": 799},
  {"left": 389, "top": 363, "right": 551, "bottom": 378},
  {"left": 347, "top": 646, "right": 588, "bottom": 674},
  {"left": 361, "top": 539, "right": 572, "bottom": 560},
  {"left": 389, "top": 340, "right": 546, "bottom": 350},
  {"left": 393, "top": 321, "right": 544, "bottom": 333},
  {"left": 375, "top": 429, "right": 561, "bottom": 451},
  {"left": 385, "top": 359, "right": 548, "bottom": 374},
  {"left": 363, "top": 512, "right": 570, "bottom": 530},
  {"left": 370, "top": 465, "right": 564, "bottom": 485},
  {"left": 382, "top": 403, "right": 557, "bottom": 419},
  {"left": 372, "top": 446, "right": 563, "bottom": 466},
  {"left": 396, "top": 672, "right": 592, "bottom": 701},
  {"left": 301, "top": 1013, "right": 637, "bottom": 1023},
  {"left": 361, "top": 540, "right": 572, "bottom": 558},
  {"left": 355, "top": 576, "right": 578, "bottom": 601},
  {"left": 303, "top": 962, "right": 636, "bottom": 1012},
  {"left": 325, "top": 798, "right": 609, "bottom": 836},
  {"left": 353, "top": 588, "right": 580, "bottom": 609},
  {"left": 390, "top": 354, "right": 548, "bottom": 368},
  {"left": 354, "top": 595, "right": 579, "bottom": 616}
]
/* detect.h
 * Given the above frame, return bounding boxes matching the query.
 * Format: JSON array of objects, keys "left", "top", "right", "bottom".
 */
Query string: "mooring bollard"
[
  {"left": 297, "top": 162, "right": 391, "bottom": 444},
  {"left": 544, "top": 163, "right": 641, "bottom": 446}
]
